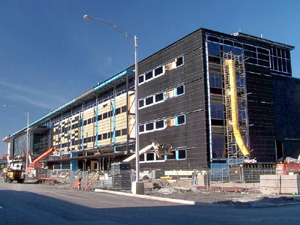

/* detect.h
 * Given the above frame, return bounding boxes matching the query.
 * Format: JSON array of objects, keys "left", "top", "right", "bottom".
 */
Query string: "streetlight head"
[
  {"left": 3, "top": 105, "right": 7, "bottom": 107},
  {"left": 83, "top": 15, "right": 93, "bottom": 20}
]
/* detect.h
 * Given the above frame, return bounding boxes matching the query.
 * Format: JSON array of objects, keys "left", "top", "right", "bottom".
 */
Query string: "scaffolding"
[{"left": 223, "top": 52, "right": 250, "bottom": 162}]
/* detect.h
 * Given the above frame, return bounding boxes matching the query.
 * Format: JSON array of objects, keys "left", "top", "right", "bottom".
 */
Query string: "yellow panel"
[
  {"left": 129, "top": 114, "right": 135, "bottom": 138},
  {"left": 116, "top": 136, "right": 127, "bottom": 143},
  {"left": 129, "top": 93, "right": 135, "bottom": 114}
]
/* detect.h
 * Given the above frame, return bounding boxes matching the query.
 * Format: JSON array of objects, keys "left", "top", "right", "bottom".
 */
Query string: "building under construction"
[{"left": 3, "top": 28, "right": 300, "bottom": 174}]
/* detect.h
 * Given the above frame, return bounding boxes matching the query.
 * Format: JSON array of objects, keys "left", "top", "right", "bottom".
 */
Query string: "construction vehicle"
[
  {"left": 276, "top": 156, "right": 300, "bottom": 175},
  {"left": 3, "top": 155, "right": 25, "bottom": 183},
  {"left": 27, "top": 147, "right": 56, "bottom": 178}
]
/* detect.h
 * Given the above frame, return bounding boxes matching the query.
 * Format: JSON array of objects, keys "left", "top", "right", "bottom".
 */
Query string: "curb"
[
  {"left": 95, "top": 189, "right": 300, "bottom": 208},
  {"left": 95, "top": 189, "right": 228, "bottom": 207},
  {"left": 95, "top": 189, "right": 196, "bottom": 205}
]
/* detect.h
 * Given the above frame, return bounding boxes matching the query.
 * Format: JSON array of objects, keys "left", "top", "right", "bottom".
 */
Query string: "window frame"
[
  {"left": 177, "top": 115, "right": 186, "bottom": 126},
  {"left": 176, "top": 85, "right": 185, "bottom": 96},
  {"left": 155, "top": 120, "right": 165, "bottom": 130},
  {"left": 154, "top": 65, "right": 165, "bottom": 77}
]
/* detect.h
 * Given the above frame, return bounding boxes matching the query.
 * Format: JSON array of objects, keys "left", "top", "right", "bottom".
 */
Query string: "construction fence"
[{"left": 41, "top": 164, "right": 279, "bottom": 193}]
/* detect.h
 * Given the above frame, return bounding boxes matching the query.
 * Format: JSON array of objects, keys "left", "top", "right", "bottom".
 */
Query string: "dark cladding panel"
[
  {"left": 137, "top": 29, "right": 209, "bottom": 170},
  {"left": 246, "top": 72, "right": 276, "bottom": 162},
  {"left": 273, "top": 76, "right": 300, "bottom": 159},
  {"left": 139, "top": 110, "right": 208, "bottom": 170}
]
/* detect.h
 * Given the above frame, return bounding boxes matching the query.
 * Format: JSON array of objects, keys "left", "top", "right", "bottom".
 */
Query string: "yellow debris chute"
[{"left": 225, "top": 59, "right": 250, "bottom": 157}]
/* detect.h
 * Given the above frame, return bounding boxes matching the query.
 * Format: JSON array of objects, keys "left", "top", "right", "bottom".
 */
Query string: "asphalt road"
[{"left": 0, "top": 180, "right": 299, "bottom": 225}]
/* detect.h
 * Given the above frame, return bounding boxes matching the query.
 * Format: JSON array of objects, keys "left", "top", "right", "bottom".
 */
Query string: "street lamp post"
[
  {"left": 83, "top": 15, "right": 141, "bottom": 187},
  {"left": 4, "top": 105, "right": 30, "bottom": 178}
]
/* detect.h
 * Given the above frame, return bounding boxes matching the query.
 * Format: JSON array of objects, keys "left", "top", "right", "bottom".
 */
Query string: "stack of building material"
[
  {"left": 111, "top": 162, "right": 131, "bottom": 190},
  {"left": 260, "top": 175, "right": 300, "bottom": 194}
]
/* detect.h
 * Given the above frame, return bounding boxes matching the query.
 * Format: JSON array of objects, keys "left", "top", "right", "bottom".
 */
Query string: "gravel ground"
[{"left": 24, "top": 177, "right": 300, "bottom": 208}]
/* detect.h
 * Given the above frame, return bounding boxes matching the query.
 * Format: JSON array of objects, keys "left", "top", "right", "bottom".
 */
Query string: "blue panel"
[
  {"left": 94, "top": 70, "right": 134, "bottom": 91},
  {"left": 81, "top": 113, "right": 84, "bottom": 149},
  {"left": 95, "top": 107, "right": 98, "bottom": 147},
  {"left": 164, "top": 155, "right": 167, "bottom": 160},
  {"left": 175, "top": 150, "right": 179, "bottom": 160},
  {"left": 70, "top": 153, "right": 78, "bottom": 171},
  {"left": 112, "top": 98, "right": 116, "bottom": 152}
]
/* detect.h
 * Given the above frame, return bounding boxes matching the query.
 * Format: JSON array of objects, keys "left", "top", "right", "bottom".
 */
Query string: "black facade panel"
[
  {"left": 137, "top": 30, "right": 209, "bottom": 170},
  {"left": 272, "top": 76, "right": 300, "bottom": 159},
  {"left": 246, "top": 72, "right": 276, "bottom": 162}
]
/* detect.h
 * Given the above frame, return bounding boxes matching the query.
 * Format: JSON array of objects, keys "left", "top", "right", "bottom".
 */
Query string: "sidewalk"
[{"left": 94, "top": 188, "right": 300, "bottom": 208}]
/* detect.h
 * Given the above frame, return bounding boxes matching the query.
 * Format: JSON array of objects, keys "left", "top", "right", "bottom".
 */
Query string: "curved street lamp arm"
[
  {"left": 83, "top": 15, "right": 135, "bottom": 43},
  {"left": 4, "top": 105, "right": 28, "bottom": 118}
]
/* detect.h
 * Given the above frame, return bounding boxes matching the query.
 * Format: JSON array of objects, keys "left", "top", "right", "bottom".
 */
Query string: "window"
[
  {"left": 145, "top": 96, "right": 153, "bottom": 105},
  {"left": 140, "top": 154, "right": 145, "bottom": 162},
  {"left": 154, "top": 66, "right": 164, "bottom": 76},
  {"left": 211, "top": 102, "right": 224, "bottom": 119},
  {"left": 145, "top": 71, "right": 153, "bottom": 80},
  {"left": 176, "top": 85, "right": 184, "bottom": 95},
  {"left": 115, "top": 108, "right": 121, "bottom": 115},
  {"left": 139, "top": 75, "right": 144, "bottom": 84},
  {"left": 115, "top": 130, "right": 121, "bottom": 137},
  {"left": 139, "top": 125, "right": 145, "bottom": 133},
  {"left": 177, "top": 115, "right": 186, "bottom": 125},
  {"left": 146, "top": 153, "right": 155, "bottom": 161},
  {"left": 178, "top": 150, "right": 186, "bottom": 159},
  {"left": 98, "top": 114, "right": 102, "bottom": 121},
  {"left": 208, "top": 42, "right": 221, "bottom": 56},
  {"left": 212, "top": 134, "right": 225, "bottom": 158},
  {"left": 121, "top": 106, "right": 127, "bottom": 113},
  {"left": 244, "top": 44, "right": 256, "bottom": 52},
  {"left": 103, "top": 113, "right": 108, "bottom": 119},
  {"left": 98, "top": 134, "right": 102, "bottom": 140},
  {"left": 139, "top": 99, "right": 144, "bottom": 108},
  {"left": 88, "top": 118, "right": 91, "bottom": 124},
  {"left": 207, "top": 36, "right": 220, "bottom": 43},
  {"left": 168, "top": 151, "right": 176, "bottom": 160},
  {"left": 103, "top": 133, "right": 108, "bottom": 139},
  {"left": 146, "top": 123, "right": 154, "bottom": 131},
  {"left": 155, "top": 93, "right": 164, "bottom": 103},
  {"left": 155, "top": 120, "right": 164, "bottom": 129},
  {"left": 176, "top": 57, "right": 183, "bottom": 67},
  {"left": 243, "top": 45, "right": 270, "bottom": 68},
  {"left": 122, "top": 129, "right": 127, "bottom": 136},
  {"left": 223, "top": 45, "right": 243, "bottom": 55},
  {"left": 209, "top": 71, "right": 222, "bottom": 88},
  {"left": 270, "top": 46, "right": 291, "bottom": 73}
]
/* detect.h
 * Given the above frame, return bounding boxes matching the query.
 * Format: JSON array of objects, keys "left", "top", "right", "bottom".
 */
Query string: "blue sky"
[{"left": 1, "top": 0, "right": 299, "bottom": 156}]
